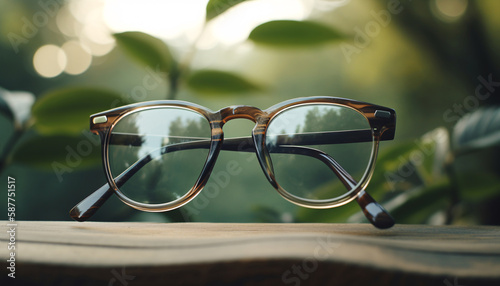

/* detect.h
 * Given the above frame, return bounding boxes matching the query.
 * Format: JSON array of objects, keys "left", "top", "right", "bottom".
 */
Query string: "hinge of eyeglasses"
[
  {"left": 93, "top": 116, "right": 108, "bottom": 124},
  {"left": 374, "top": 110, "right": 392, "bottom": 119}
]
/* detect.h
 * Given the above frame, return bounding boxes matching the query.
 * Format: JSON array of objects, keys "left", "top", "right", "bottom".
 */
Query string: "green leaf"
[
  {"left": 453, "top": 107, "right": 500, "bottom": 155},
  {"left": 10, "top": 133, "right": 101, "bottom": 170},
  {"left": 367, "top": 128, "right": 450, "bottom": 196},
  {"left": 32, "top": 87, "right": 127, "bottom": 135},
  {"left": 114, "top": 32, "right": 176, "bottom": 75},
  {"left": 249, "top": 20, "right": 345, "bottom": 47},
  {"left": 206, "top": 0, "right": 247, "bottom": 21},
  {"left": 186, "top": 69, "right": 260, "bottom": 95}
]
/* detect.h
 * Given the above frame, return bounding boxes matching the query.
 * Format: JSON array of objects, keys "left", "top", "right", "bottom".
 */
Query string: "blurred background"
[{"left": 1, "top": 0, "right": 499, "bottom": 225}]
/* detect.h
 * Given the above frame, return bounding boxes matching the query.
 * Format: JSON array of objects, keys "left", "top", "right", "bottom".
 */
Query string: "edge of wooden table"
[{"left": 1, "top": 221, "right": 500, "bottom": 284}]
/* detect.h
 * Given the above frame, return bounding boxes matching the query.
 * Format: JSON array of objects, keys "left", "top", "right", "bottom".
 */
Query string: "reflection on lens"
[
  {"left": 266, "top": 104, "right": 373, "bottom": 201},
  {"left": 108, "top": 107, "right": 211, "bottom": 204}
]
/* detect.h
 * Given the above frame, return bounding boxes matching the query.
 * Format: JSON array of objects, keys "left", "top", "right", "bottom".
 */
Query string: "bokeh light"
[
  {"left": 102, "top": 0, "right": 207, "bottom": 42},
  {"left": 431, "top": 0, "right": 468, "bottom": 22},
  {"left": 62, "top": 41, "right": 92, "bottom": 75},
  {"left": 33, "top": 45, "right": 67, "bottom": 78},
  {"left": 56, "top": 5, "right": 80, "bottom": 38}
]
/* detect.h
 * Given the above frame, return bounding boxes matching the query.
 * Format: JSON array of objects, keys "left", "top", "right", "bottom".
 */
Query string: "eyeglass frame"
[{"left": 70, "top": 96, "right": 396, "bottom": 229}]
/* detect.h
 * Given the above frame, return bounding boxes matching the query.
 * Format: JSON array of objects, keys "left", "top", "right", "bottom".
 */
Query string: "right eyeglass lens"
[
  {"left": 107, "top": 107, "right": 212, "bottom": 205},
  {"left": 265, "top": 104, "right": 374, "bottom": 201}
]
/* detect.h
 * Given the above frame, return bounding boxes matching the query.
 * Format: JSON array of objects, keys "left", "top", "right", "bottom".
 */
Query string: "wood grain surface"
[{"left": 1, "top": 221, "right": 499, "bottom": 285}]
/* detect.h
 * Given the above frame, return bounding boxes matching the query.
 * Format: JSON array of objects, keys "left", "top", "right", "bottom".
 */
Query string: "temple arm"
[
  {"left": 70, "top": 140, "right": 208, "bottom": 222},
  {"left": 355, "top": 190, "right": 394, "bottom": 229},
  {"left": 270, "top": 145, "right": 394, "bottom": 229}
]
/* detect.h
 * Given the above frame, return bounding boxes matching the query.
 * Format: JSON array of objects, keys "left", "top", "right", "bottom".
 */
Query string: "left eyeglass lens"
[
  {"left": 108, "top": 107, "right": 212, "bottom": 205},
  {"left": 266, "top": 104, "right": 374, "bottom": 201}
]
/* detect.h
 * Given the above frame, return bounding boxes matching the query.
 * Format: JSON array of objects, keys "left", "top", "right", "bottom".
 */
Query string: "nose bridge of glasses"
[
  {"left": 214, "top": 105, "right": 276, "bottom": 186},
  {"left": 218, "top": 106, "right": 266, "bottom": 124}
]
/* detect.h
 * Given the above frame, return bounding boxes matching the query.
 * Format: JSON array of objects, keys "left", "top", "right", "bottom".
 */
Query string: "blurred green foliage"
[
  {"left": 0, "top": 0, "right": 499, "bottom": 225},
  {"left": 113, "top": 32, "right": 177, "bottom": 76},
  {"left": 206, "top": 0, "right": 247, "bottom": 21},
  {"left": 187, "top": 69, "right": 261, "bottom": 95},
  {"left": 249, "top": 20, "right": 345, "bottom": 46},
  {"left": 31, "top": 87, "right": 126, "bottom": 135}
]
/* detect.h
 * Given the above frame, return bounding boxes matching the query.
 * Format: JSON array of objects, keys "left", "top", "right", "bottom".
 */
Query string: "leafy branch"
[{"left": 111, "top": 0, "right": 345, "bottom": 100}]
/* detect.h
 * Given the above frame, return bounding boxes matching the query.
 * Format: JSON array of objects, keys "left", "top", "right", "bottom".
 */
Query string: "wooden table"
[{"left": 1, "top": 221, "right": 500, "bottom": 285}]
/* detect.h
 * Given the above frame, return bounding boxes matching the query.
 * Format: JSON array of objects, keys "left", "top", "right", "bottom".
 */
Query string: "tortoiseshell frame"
[{"left": 70, "top": 96, "right": 396, "bottom": 229}]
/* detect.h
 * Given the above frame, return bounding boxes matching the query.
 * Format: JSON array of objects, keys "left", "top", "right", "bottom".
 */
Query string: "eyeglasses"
[{"left": 69, "top": 96, "right": 396, "bottom": 229}]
